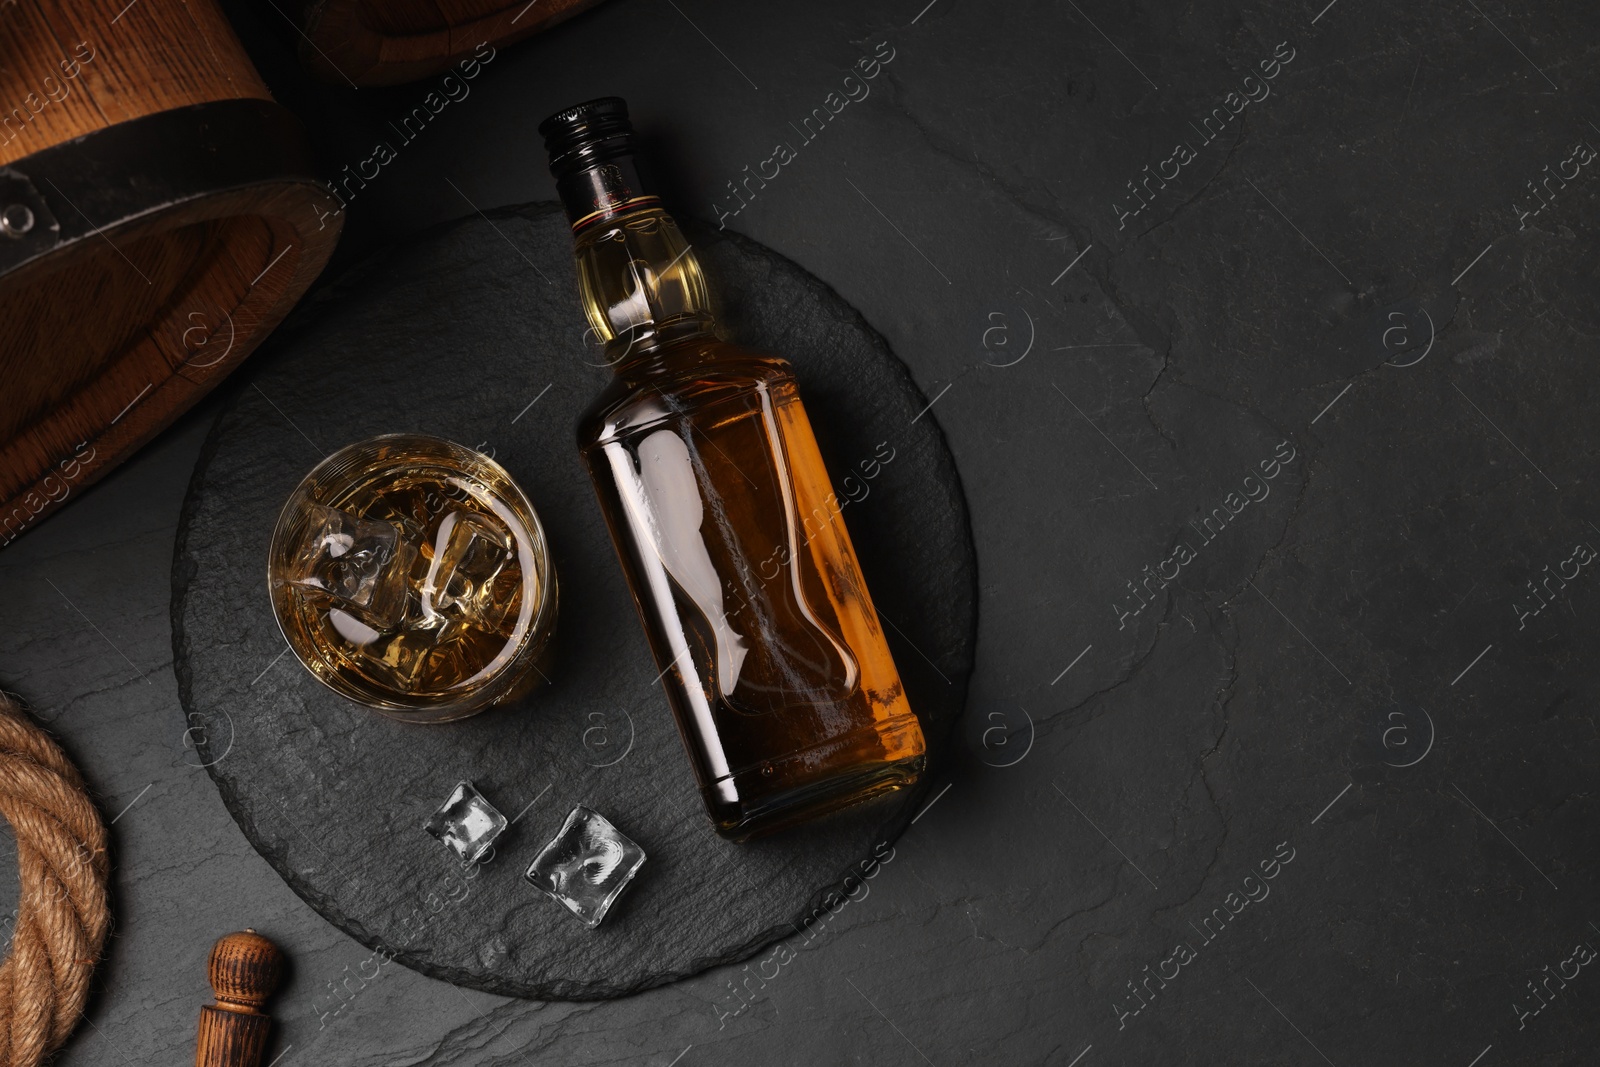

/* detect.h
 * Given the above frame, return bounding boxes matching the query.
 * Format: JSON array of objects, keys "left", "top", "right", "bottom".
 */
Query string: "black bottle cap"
[
  {"left": 540, "top": 97, "right": 660, "bottom": 231},
  {"left": 539, "top": 97, "right": 636, "bottom": 178}
]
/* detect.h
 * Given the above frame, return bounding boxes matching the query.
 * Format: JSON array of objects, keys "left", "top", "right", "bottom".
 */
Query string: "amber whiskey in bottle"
[{"left": 540, "top": 98, "right": 925, "bottom": 840}]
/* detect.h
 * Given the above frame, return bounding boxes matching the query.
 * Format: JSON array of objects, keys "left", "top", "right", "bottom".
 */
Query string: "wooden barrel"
[
  {"left": 0, "top": 0, "right": 343, "bottom": 547},
  {"left": 294, "top": 0, "right": 607, "bottom": 86}
]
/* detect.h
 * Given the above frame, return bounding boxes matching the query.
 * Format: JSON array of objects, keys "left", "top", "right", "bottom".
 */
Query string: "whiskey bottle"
[{"left": 540, "top": 98, "right": 926, "bottom": 840}]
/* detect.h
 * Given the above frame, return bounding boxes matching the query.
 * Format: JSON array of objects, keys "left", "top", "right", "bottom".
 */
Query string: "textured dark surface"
[
  {"left": 171, "top": 205, "right": 975, "bottom": 999},
  {"left": 1, "top": 0, "right": 1598, "bottom": 1063}
]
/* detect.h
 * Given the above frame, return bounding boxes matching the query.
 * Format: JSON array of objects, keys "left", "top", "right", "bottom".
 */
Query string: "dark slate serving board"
[{"left": 170, "top": 203, "right": 976, "bottom": 999}]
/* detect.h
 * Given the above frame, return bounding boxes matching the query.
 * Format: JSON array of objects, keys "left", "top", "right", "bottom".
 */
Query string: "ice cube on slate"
[
  {"left": 524, "top": 806, "right": 646, "bottom": 928},
  {"left": 290, "top": 503, "right": 413, "bottom": 628},
  {"left": 423, "top": 781, "right": 507, "bottom": 864},
  {"left": 431, "top": 511, "right": 517, "bottom": 629}
]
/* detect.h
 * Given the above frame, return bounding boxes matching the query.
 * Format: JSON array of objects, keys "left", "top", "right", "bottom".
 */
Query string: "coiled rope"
[{"left": 0, "top": 695, "right": 110, "bottom": 1066}]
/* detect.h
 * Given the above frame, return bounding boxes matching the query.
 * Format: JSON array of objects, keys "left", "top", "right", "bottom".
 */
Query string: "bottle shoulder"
[{"left": 577, "top": 340, "right": 796, "bottom": 448}]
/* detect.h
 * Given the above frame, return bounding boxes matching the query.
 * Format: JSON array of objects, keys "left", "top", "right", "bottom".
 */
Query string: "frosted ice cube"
[
  {"left": 524, "top": 807, "right": 645, "bottom": 928},
  {"left": 423, "top": 781, "right": 506, "bottom": 865},
  {"left": 426, "top": 511, "right": 517, "bottom": 629},
  {"left": 290, "top": 503, "right": 413, "bottom": 628}
]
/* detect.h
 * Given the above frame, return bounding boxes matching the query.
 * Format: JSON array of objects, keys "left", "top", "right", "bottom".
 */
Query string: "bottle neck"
[{"left": 559, "top": 158, "right": 718, "bottom": 369}]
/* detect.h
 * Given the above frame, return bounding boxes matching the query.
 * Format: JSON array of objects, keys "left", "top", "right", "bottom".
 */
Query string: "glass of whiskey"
[{"left": 267, "top": 434, "right": 558, "bottom": 721}]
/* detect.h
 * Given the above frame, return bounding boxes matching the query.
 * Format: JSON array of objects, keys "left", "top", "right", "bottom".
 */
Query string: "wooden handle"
[{"left": 195, "top": 930, "right": 285, "bottom": 1067}]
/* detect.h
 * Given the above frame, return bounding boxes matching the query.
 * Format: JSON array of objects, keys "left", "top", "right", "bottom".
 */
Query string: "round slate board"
[{"left": 172, "top": 203, "right": 976, "bottom": 1000}]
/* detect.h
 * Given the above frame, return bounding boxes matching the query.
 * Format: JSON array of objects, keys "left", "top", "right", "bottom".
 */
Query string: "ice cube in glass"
[
  {"left": 423, "top": 780, "right": 506, "bottom": 865},
  {"left": 288, "top": 503, "right": 413, "bottom": 628},
  {"left": 428, "top": 511, "right": 518, "bottom": 629},
  {"left": 524, "top": 806, "right": 645, "bottom": 927}
]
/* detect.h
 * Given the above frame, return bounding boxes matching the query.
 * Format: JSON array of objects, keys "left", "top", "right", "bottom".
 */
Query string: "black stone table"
[
  {"left": 171, "top": 204, "right": 976, "bottom": 999},
  {"left": 0, "top": 0, "right": 1596, "bottom": 1063}
]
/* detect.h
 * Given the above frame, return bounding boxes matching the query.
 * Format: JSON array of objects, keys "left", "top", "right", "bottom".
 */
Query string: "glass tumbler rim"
[{"left": 266, "top": 432, "right": 557, "bottom": 721}]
